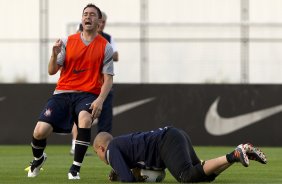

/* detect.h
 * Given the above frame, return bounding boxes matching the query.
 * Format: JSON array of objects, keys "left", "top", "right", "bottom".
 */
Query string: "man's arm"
[
  {"left": 90, "top": 74, "right": 113, "bottom": 119},
  {"left": 99, "top": 74, "right": 113, "bottom": 100},
  {"left": 100, "top": 42, "right": 114, "bottom": 99},
  {"left": 109, "top": 147, "right": 136, "bottom": 182},
  {"left": 110, "top": 36, "right": 119, "bottom": 62},
  {"left": 109, "top": 168, "right": 148, "bottom": 182},
  {"left": 48, "top": 39, "right": 63, "bottom": 75},
  {"left": 90, "top": 43, "right": 114, "bottom": 119},
  {"left": 112, "top": 52, "right": 119, "bottom": 62}
]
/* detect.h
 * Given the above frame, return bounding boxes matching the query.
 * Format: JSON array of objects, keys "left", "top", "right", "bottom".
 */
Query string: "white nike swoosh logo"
[
  {"left": 0, "top": 96, "right": 6, "bottom": 101},
  {"left": 92, "top": 97, "right": 155, "bottom": 124},
  {"left": 205, "top": 97, "right": 282, "bottom": 136},
  {"left": 113, "top": 97, "right": 155, "bottom": 116}
]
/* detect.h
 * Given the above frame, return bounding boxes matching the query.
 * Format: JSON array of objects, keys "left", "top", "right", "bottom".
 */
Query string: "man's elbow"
[
  {"left": 113, "top": 52, "right": 119, "bottom": 62},
  {"left": 48, "top": 68, "right": 58, "bottom": 75},
  {"left": 48, "top": 71, "right": 55, "bottom": 75}
]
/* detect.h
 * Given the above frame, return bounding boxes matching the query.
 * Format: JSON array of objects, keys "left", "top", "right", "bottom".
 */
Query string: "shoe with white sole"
[
  {"left": 244, "top": 143, "right": 267, "bottom": 164},
  {"left": 234, "top": 144, "right": 249, "bottom": 167},
  {"left": 68, "top": 170, "right": 80, "bottom": 179},
  {"left": 27, "top": 153, "right": 47, "bottom": 177}
]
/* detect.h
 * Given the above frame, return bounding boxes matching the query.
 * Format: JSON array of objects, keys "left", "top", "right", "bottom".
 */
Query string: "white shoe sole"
[
  {"left": 27, "top": 153, "right": 47, "bottom": 177},
  {"left": 68, "top": 172, "right": 80, "bottom": 179},
  {"left": 244, "top": 143, "right": 267, "bottom": 164}
]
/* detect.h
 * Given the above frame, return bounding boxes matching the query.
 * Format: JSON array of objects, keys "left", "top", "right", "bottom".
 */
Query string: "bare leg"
[
  {"left": 203, "top": 156, "right": 232, "bottom": 175},
  {"left": 33, "top": 121, "right": 53, "bottom": 139},
  {"left": 214, "top": 163, "right": 232, "bottom": 175},
  {"left": 68, "top": 111, "right": 92, "bottom": 179},
  {"left": 71, "top": 124, "right": 78, "bottom": 153},
  {"left": 72, "top": 124, "right": 78, "bottom": 139},
  {"left": 28, "top": 121, "right": 52, "bottom": 177}
]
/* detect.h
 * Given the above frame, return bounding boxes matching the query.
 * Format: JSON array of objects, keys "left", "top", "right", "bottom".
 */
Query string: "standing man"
[
  {"left": 27, "top": 3, "right": 114, "bottom": 180},
  {"left": 98, "top": 11, "right": 119, "bottom": 62},
  {"left": 70, "top": 11, "right": 119, "bottom": 155}
]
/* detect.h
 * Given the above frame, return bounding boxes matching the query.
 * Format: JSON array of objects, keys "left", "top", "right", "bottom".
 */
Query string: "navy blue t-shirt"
[{"left": 105, "top": 127, "right": 169, "bottom": 182}]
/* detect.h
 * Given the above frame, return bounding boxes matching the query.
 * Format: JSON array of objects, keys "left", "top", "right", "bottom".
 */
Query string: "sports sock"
[
  {"left": 226, "top": 151, "right": 236, "bottom": 163},
  {"left": 70, "top": 163, "right": 81, "bottom": 173},
  {"left": 72, "top": 128, "right": 91, "bottom": 170},
  {"left": 31, "top": 136, "right": 47, "bottom": 158},
  {"left": 71, "top": 139, "right": 76, "bottom": 151}
]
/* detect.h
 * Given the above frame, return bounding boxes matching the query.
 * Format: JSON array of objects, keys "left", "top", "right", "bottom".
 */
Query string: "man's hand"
[
  {"left": 108, "top": 169, "right": 119, "bottom": 182},
  {"left": 108, "top": 168, "right": 148, "bottom": 182},
  {"left": 132, "top": 168, "right": 148, "bottom": 182},
  {"left": 89, "top": 97, "right": 104, "bottom": 119},
  {"left": 48, "top": 39, "right": 62, "bottom": 75},
  {"left": 52, "top": 39, "right": 62, "bottom": 56}
]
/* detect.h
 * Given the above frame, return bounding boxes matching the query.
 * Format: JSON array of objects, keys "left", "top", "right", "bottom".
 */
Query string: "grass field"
[{"left": 0, "top": 145, "right": 281, "bottom": 184}]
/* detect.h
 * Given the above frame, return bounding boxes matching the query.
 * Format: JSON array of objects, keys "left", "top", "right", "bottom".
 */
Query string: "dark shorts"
[
  {"left": 38, "top": 92, "right": 112, "bottom": 133},
  {"left": 159, "top": 128, "right": 207, "bottom": 182},
  {"left": 97, "top": 90, "right": 113, "bottom": 133}
]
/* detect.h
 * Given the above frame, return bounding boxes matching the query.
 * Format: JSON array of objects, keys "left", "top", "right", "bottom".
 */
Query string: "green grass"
[{"left": 0, "top": 145, "right": 281, "bottom": 183}]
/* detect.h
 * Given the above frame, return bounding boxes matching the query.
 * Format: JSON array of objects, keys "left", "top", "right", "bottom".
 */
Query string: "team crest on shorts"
[{"left": 44, "top": 108, "right": 52, "bottom": 117}]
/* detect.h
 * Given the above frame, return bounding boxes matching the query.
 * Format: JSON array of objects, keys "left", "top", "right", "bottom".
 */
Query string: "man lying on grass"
[{"left": 93, "top": 126, "right": 267, "bottom": 182}]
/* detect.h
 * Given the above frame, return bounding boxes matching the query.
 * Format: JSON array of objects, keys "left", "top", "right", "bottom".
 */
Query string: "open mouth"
[{"left": 85, "top": 22, "right": 91, "bottom": 25}]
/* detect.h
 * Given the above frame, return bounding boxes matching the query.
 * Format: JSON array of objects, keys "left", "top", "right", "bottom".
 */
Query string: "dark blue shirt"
[
  {"left": 100, "top": 32, "right": 111, "bottom": 43},
  {"left": 105, "top": 127, "right": 169, "bottom": 182}
]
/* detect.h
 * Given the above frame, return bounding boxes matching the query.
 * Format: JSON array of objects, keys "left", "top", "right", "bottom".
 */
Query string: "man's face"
[
  {"left": 82, "top": 7, "right": 100, "bottom": 31},
  {"left": 94, "top": 145, "right": 108, "bottom": 164},
  {"left": 98, "top": 16, "right": 106, "bottom": 33}
]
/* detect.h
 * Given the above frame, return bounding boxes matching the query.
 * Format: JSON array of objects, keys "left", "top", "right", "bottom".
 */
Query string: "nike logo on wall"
[
  {"left": 92, "top": 97, "right": 155, "bottom": 124},
  {"left": 205, "top": 97, "right": 282, "bottom": 136}
]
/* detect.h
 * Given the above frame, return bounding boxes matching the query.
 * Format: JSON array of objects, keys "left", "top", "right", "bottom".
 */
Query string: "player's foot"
[
  {"left": 244, "top": 143, "right": 267, "bottom": 164},
  {"left": 234, "top": 144, "right": 249, "bottom": 167},
  {"left": 68, "top": 170, "right": 80, "bottom": 179},
  {"left": 27, "top": 153, "right": 47, "bottom": 177}
]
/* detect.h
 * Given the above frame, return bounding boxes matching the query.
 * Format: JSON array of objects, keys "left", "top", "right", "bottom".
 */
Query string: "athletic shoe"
[
  {"left": 244, "top": 143, "right": 267, "bottom": 164},
  {"left": 27, "top": 153, "right": 47, "bottom": 177},
  {"left": 234, "top": 144, "right": 249, "bottom": 167},
  {"left": 68, "top": 170, "right": 80, "bottom": 179}
]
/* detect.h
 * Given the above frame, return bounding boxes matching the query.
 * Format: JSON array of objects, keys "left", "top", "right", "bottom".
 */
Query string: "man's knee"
[
  {"left": 33, "top": 121, "right": 52, "bottom": 139},
  {"left": 178, "top": 164, "right": 211, "bottom": 183},
  {"left": 78, "top": 111, "right": 92, "bottom": 128}
]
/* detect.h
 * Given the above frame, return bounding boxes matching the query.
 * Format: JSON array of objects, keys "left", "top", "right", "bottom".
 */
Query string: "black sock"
[
  {"left": 226, "top": 150, "right": 236, "bottom": 163},
  {"left": 73, "top": 128, "right": 91, "bottom": 166},
  {"left": 70, "top": 164, "right": 81, "bottom": 173},
  {"left": 31, "top": 136, "right": 47, "bottom": 158}
]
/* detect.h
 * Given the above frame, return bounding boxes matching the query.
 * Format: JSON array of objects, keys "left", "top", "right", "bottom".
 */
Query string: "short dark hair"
[
  {"left": 78, "top": 23, "right": 83, "bottom": 32},
  {"left": 83, "top": 3, "right": 102, "bottom": 19}
]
